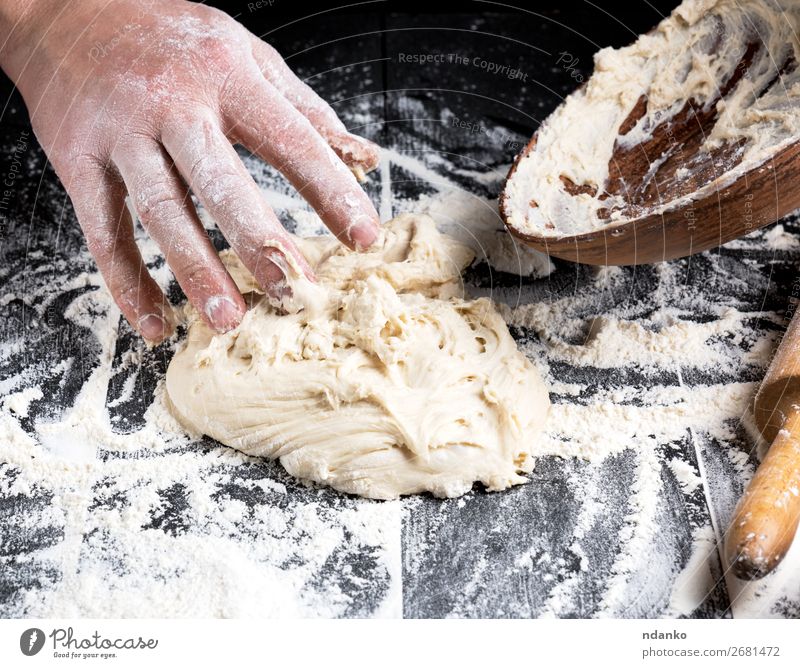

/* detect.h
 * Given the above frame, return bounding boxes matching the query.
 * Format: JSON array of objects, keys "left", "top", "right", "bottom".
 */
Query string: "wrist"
[
  {"left": 0, "top": 0, "right": 48, "bottom": 57},
  {"left": 0, "top": 0, "right": 36, "bottom": 37},
  {"left": 0, "top": 0, "right": 101, "bottom": 84}
]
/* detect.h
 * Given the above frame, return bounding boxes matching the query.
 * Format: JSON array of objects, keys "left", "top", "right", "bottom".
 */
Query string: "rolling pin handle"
[{"left": 725, "top": 409, "right": 800, "bottom": 579}]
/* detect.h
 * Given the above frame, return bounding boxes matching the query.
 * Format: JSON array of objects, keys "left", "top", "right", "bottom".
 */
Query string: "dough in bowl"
[{"left": 166, "top": 214, "right": 550, "bottom": 499}]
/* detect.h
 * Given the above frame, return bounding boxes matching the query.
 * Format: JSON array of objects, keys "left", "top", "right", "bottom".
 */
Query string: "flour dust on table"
[{"left": 2, "top": 112, "right": 800, "bottom": 616}]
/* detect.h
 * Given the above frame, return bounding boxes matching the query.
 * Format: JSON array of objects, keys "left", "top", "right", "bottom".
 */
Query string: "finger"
[
  {"left": 249, "top": 37, "right": 380, "bottom": 180},
  {"left": 112, "top": 138, "right": 246, "bottom": 333},
  {"left": 67, "top": 162, "right": 172, "bottom": 343},
  {"left": 160, "top": 109, "right": 314, "bottom": 294},
  {"left": 222, "top": 70, "right": 380, "bottom": 250}
]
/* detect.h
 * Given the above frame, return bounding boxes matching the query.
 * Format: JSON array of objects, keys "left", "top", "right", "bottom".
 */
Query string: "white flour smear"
[{"left": 1, "top": 130, "right": 799, "bottom": 617}]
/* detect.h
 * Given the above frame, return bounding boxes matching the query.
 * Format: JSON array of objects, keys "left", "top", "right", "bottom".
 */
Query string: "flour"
[
  {"left": 1, "top": 110, "right": 797, "bottom": 617},
  {"left": 1, "top": 192, "right": 402, "bottom": 617},
  {"left": 1, "top": 352, "right": 403, "bottom": 616},
  {"left": 667, "top": 524, "right": 718, "bottom": 616},
  {"left": 396, "top": 187, "right": 553, "bottom": 278},
  {"left": 599, "top": 445, "right": 663, "bottom": 616},
  {"left": 763, "top": 224, "right": 800, "bottom": 251},
  {"left": 506, "top": 304, "right": 749, "bottom": 371},
  {"left": 668, "top": 458, "right": 703, "bottom": 494},
  {"left": 3, "top": 386, "right": 43, "bottom": 417},
  {"left": 503, "top": 0, "right": 800, "bottom": 237}
]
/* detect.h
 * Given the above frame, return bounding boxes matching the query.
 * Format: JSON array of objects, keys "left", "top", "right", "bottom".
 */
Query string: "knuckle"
[
  {"left": 218, "top": 67, "right": 256, "bottom": 111},
  {"left": 84, "top": 228, "right": 114, "bottom": 263},
  {"left": 179, "top": 261, "right": 218, "bottom": 294},
  {"left": 189, "top": 158, "right": 242, "bottom": 207},
  {"left": 203, "top": 38, "right": 236, "bottom": 66},
  {"left": 114, "top": 281, "right": 143, "bottom": 312},
  {"left": 194, "top": 35, "right": 244, "bottom": 81},
  {"left": 193, "top": 3, "right": 232, "bottom": 26},
  {"left": 82, "top": 218, "right": 130, "bottom": 264},
  {"left": 182, "top": 263, "right": 207, "bottom": 288},
  {"left": 254, "top": 42, "right": 282, "bottom": 71},
  {"left": 63, "top": 154, "right": 111, "bottom": 195},
  {"left": 133, "top": 179, "right": 183, "bottom": 227},
  {"left": 165, "top": 111, "right": 221, "bottom": 158},
  {"left": 39, "top": 104, "right": 116, "bottom": 173},
  {"left": 161, "top": 110, "right": 207, "bottom": 150},
  {"left": 187, "top": 151, "right": 217, "bottom": 184}
]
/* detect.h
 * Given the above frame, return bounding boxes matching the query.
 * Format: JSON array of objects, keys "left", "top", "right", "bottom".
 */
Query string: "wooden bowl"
[{"left": 500, "top": 45, "right": 800, "bottom": 266}]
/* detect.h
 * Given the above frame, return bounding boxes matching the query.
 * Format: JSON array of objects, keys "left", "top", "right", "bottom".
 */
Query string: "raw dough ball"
[{"left": 166, "top": 214, "right": 550, "bottom": 499}]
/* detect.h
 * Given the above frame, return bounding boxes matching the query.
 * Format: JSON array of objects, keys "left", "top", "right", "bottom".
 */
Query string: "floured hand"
[{"left": 0, "top": 0, "right": 380, "bottom": 342}]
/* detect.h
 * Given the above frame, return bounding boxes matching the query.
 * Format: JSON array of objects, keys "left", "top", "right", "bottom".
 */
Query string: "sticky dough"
[
  {"left": 166, "top": 214, "right": 550, "bottom": 499},
  {"left": 504, "top": 0, "right": 800, "bottom": 237}
]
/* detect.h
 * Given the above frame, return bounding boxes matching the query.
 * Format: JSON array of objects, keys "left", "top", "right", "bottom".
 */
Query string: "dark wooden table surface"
[{"left": 1, "top": 1, "right": 799, "bottom": 618}]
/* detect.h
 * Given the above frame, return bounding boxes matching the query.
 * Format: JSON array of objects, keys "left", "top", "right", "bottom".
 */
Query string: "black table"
[{"left": 1, "top": 1, "right": 798, "bottom": 618}]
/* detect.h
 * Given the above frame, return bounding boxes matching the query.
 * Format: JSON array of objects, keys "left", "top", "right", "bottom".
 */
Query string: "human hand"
[{"left": 0, "top": 0, "right": 380, "bottom": 342}]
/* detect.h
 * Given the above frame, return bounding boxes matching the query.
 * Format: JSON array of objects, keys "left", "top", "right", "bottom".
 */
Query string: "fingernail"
[
  {"left": 330, "top": 132, "right": 381, "bottom": 176},
  {"left": 260, "top": 248, "right": 316, "bottom": 288},
  {"left": 137, "top": 313, "right": 168, "bottom": 342},
  {"left": 259, "top": 252, "right": 289, "bottom": 286},
  {"left": 205, "top": 296, "right": 244, "bottom": 332},
  {"left": 351, "top": 215, "right": 380, "bottom": 251}
]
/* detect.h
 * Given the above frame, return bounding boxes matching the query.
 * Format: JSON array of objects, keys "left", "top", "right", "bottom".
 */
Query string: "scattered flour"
[
  {"left": 3, "top": 386, "right": 43, "bottom": 417},
  {"left": 598, "top": 445, "right": 663, "bottom": 616},
  {"left": 667, "top": 524, "right": 718, "bottom": 617},
  {"left": 668, "top": 458, "right": 703, "bottom": 495},
  {"left": 506, "top": 305, "right": 747, "bottom": 371},
  {"left": 763, "top": 224, "right": 800, "bottom": 251},
  {"left": 2, "top": 125, "right": 797, "bottom": 618}
]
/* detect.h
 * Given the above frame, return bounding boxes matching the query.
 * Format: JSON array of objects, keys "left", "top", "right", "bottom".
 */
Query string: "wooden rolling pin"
[{"left": 725, "top": 311, "right": 800, "bottom": 579}]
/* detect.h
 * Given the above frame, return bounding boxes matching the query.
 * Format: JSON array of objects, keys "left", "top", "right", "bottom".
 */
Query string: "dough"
[
  {"left": 503, "top": 0, "right": 800, "bottom": 237},
  {"left": 166, "top": 214, "right": 550, "bottom": 499}
]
